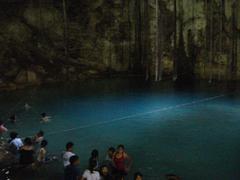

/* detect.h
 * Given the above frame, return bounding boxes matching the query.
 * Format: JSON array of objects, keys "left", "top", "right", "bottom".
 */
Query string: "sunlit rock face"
[{"left": 0, "top": 0, "right": 239, "bottom": 88}]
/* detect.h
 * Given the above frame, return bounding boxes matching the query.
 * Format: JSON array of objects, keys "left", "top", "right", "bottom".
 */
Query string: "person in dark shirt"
[
  {"left": 19, "top": 137, "right": 35, "bottom": 166},
  {"left": 64, "top": 155, "right": 81, "bottom": 180}
]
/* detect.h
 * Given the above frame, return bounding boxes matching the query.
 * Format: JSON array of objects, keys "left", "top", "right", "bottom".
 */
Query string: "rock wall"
[{"left": 0, "top": 0, "right": 239, "bottom": 89}]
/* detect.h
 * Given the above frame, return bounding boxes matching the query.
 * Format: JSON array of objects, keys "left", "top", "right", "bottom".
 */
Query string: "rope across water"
[{"left": 45, "top": 94, "right": 225, "bottom": 136}]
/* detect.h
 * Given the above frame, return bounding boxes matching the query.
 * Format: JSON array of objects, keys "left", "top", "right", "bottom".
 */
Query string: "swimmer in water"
[
  {"left": 41, "top": 113, "right": 51, "bottom": 123},
  {"left": 9, "top": 115, "right": 17, "bottom": 123},
  {"left": 24, "top": 103, "right": 31, "bottom": 111}
]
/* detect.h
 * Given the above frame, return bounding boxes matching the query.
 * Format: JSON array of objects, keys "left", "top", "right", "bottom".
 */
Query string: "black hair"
[
  {"left": 37, "top": 130, "right": 44, "bottom": 137},
  {"left": 10, "top": 131, "right": 18, "bottom": 139},
  {"left": 69, "top": 155, "right": 79, "bottom": 165},
  {"left": 66, "top": 142, "right": 74, "bottom": 150},
  {"left": 100, "top": 165, "right": 109, "bottom": 176},
  {"left": 134, "top": 172, "right": 143, "bottom": 179},
  {"left": 10, "top": 115, "right": 16, "bottom": 120},
  {"left": 0, "top": 120, "right": 3, "bottom": 125},
  {"left": 41, "top": 113, "right": 46, "bottom": 117},
  {"left": 89, "top": 159, "right": 97, "bottom": 173},
  {"left": 108, "top": 147, "right": 115, "bottom": 153},
  {"left": 24, "top": 137, "right": 33, "bottom": 146},
  {"left": 91, "top": 149, "right": 99, "bottom": 158},
  {"left": 117, "top": 144, "right": 125, "bottom": 149},
  {"left": 41, "top": 140, "right": 48, "bottom": 147}
]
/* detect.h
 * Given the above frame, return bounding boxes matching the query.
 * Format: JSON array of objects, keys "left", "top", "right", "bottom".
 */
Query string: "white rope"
[{"left": 46, "top": 94, "right": 225, "bottom": 136}]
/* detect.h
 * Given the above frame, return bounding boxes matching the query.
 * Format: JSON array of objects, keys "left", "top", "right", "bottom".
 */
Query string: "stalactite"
[
  {"left": 155, "top": 0, "right": 159, "bottom": 81},
  {"left": 143, "top": 0, "right": 150, "bottom": 81},
  {"left": 230, "top": 0, "right": 237, "bottom": 78},
  {"left": 134, "top": 0, "right": 142, "bottom": 70},
  {"left": 209, "top": 0, "right": 214, "bottom": 83},
  {"left": 62, "top": 0, "right": 68, "bottom": 62},
  {"left": 173, "top": 0, "right": 177, "bottom": 81}
]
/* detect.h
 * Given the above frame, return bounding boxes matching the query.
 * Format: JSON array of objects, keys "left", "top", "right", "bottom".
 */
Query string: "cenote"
[{"left": 1, "top": 78, "right": 240, "bottom": 180}]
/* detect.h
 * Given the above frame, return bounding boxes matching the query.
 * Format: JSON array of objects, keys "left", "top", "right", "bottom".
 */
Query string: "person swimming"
[
  {"left": 24, "top": 103, "right": 31, "bottom": 111},
  {"left": 40, "top": 113, "right": 51, "bottom": 123},
  {"left": 9, "top": 115, "right": 17, "bottom": 123}
]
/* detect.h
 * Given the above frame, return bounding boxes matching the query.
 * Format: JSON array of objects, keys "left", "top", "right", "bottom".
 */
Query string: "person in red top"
[
  {"left": 113, "top": 144, "right": 132, "bottom": 178},
  {"left": 0, "top": 120, "right": 8, "bottom": 134}
]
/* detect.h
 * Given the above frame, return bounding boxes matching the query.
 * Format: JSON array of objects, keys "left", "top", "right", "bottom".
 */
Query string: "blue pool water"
[{"left": 1, "top": 78, "right": 240, "bottom": 180}]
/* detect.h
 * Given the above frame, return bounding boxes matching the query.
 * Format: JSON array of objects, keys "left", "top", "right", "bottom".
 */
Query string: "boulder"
[{"left": 15, "top": 70, "right": 41, "bottom": 84}]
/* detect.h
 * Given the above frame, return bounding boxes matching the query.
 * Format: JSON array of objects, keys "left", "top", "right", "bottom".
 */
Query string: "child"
[{"left": 37, "top": 140, "right": 48, "bottom": 163}]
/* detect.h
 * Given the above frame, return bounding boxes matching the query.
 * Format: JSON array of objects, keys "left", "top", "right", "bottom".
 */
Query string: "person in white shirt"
[
  {"left": 9, "top": 132, "right": 23, "bottom": 150},
  {"left": 82, "top": 160, "right": 100, "bottom": 180},
  {"left": 62, "top": 142, "right": 75, "bottom": 167},
  {"left": 8, "top": 132, "right": 23, "bottom": 155}
]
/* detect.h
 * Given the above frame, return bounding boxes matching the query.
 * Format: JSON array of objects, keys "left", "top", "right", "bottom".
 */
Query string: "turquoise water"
[{"left": 1, "top": 79, "right": 240, "bottom": 180}]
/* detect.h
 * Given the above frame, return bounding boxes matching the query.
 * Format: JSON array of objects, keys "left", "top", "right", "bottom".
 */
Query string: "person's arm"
[
  {"left": 1, "top": 126, "right": 8, "bottom": 132},
  {"left": 124, "top": 153, "right": 133, "bottom": 172}
]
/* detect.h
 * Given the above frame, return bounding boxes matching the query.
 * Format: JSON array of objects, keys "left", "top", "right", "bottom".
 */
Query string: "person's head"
[
  {"left": 10, "top": 115, "right": 16, "bottom": 120},
  {"left": 166, "top": 174, "right": 180, "bottom": 180},
  {"left": 37, "top": 130, "right": 44, "bottom": 137},
  {"left": 24, "top": 137, "right": 33, "bottom": 146},
  {"left": 107, "top": 147, "right": 115, "bottom": 158},
  {"left": 0, "top": 120, "right": 3, "bottom": 126},
  {"left": 41, "top": 140, "right": 48, "bottom": 148},
  {"left": 41, "top": 113, "right": 46, "bottom": 117},
  {"left": 134, "top": 172, "right": 143, "bottom": 180},
  {"left": 117, "top": 144, "right": 125, "bottom": 153},
  {"left": 66, "top": 142, "right": 74, "bottom": 151},
  {"left": 89, "top": 159, "right": 97, "bottom": 173},
  {"left": 10, "top": 131, "right": 18, "bottom": 139},
  {"left": 91, "top": 149, "right": 99, "bottom": 159},
  {"left": 69, "top": 155, "right": 80, "bottom": 166},
  {"left": 100, "top": 165, "right": 109, "bottom": 176}
]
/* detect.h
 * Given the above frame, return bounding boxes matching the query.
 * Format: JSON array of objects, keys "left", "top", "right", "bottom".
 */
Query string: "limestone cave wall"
[{"left": 0, "top": 0, "right": 239, "bottom": 89}]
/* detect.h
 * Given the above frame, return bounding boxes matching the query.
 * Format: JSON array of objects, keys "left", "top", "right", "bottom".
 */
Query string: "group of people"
[
  {"left": 0, "top": 110, "right": 181, "bottom": 180},
  {"left": 63, "top": 143, "right": 134, "bottom": 180},
  {"left": 1, "top": 127, "right": 137, "bottom": 180}
]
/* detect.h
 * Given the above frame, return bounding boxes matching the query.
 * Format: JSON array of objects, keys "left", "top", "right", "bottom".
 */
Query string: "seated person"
[
  {"left": 64, "top": 155, "right": 81, "bottom": 180},
  {"left": 0, "top": 121, "right": 8, "bottom": 134},
  {"left": 40, "top": 113, "right": 51, "bottom": 123},
  {"left": 19, "top": 137, "right": 35, "bottom": 166}
]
